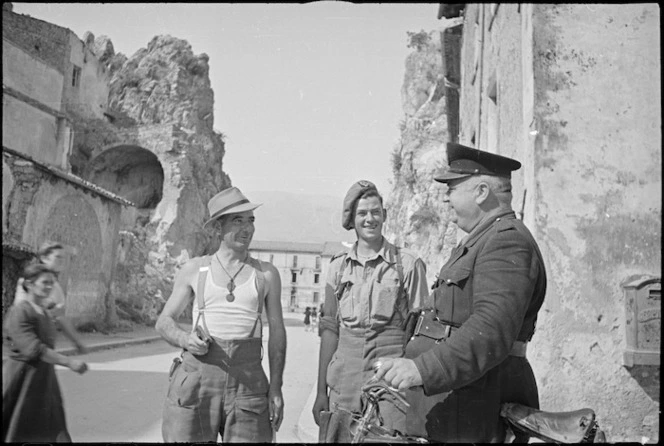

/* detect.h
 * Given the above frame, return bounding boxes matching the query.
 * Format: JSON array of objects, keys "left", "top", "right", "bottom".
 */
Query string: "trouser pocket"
[
  {"left": 162, "top": 400, "right": 209, "bottom": 442},
  {"left": 225, "top": 395, "right": 272, "bottom": 442},
  {"left": 166, "top": 362, "right": 201, "bottom": 408}
]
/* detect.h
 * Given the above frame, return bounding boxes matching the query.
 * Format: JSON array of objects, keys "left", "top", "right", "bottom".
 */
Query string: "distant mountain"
[{"left": 245, "top": 190, "right": 355, "bottom": 244}]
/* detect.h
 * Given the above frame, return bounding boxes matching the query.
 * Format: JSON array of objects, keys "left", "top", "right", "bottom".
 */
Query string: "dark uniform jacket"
[{"left": 410, "top": 210, "right": 547, "bottom": 442}]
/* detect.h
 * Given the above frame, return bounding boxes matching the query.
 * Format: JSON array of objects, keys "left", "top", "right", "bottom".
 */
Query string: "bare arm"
[
  {"left": 155, "top": 259, "right": 208, "bottom": 355},
  {"left": 312, "top": 278, "right": 340, "bottom": 425},
  {"left": 263, "top": 262, "right": 286, "bottom": 431},
  {"left": 264, "top": 263, "right": 286, "bottom": 387}
]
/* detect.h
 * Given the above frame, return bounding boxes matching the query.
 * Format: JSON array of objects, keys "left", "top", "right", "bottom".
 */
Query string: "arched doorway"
[
  {"left": 39, "top": 194, "right": 103, "bottom": 323},
  {"left": 82, "top": 144, "right": 164, "bottom": 209}
]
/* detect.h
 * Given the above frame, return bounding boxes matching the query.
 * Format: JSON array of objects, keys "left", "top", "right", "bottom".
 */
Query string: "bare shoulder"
[
  {"left": 176, "top": 256, "right": 209, "bottom": 281},
  {"left": 256, "top": 259, "right": 279, "bottom": 280}
]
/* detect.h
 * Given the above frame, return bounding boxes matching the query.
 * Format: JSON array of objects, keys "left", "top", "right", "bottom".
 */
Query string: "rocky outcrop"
[
  {"left": 73, "top": 34, "right": 231, "bottom": 325},
  {"left": 385, "top": 31, "right": 456, "bottom": 283}
]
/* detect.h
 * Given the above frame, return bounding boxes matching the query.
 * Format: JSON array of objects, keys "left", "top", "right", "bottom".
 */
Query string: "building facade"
[
  {"left": 2, "top": 4, "right": 134, "bottom": 325},
  {"left": 438, "top": 3, "right": 660, "bottom": 441},
  {"left": 250, "top": 240, "right": 347, "bottom": 310}
]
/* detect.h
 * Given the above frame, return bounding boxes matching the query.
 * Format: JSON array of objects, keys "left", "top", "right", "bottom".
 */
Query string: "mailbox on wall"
[{"left": 623, "top": 275, "right": 661, "bottom": 367}]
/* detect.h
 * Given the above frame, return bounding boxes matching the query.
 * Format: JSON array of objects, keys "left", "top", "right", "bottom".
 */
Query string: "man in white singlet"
[{"left": 156, "top": 187, "right": 286, "bottom": 443}]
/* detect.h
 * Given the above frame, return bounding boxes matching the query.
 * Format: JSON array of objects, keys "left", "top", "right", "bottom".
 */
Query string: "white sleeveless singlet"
[{"left": 191, "top": 268, "right": 261, "bottom": 339}]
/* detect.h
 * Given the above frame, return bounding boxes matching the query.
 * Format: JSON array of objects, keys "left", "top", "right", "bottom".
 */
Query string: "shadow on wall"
[{"left": 624, "top": 365, "right": 660, "bottom": 402}]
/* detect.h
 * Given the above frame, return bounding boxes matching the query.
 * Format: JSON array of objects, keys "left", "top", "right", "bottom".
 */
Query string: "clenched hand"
[{"left": 373, "top": 357, "right": 423, "bottom": 391}]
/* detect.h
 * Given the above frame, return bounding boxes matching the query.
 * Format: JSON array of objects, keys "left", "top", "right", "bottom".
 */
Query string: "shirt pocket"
[
  {"left": 371, "top": 276, "right": 401, "bottom": 324},
  {"left": 337, "top": 278, "right": 356, "bottom": 322},
  {"left": 435, "top": 266, "right": 472, "bottom": 324}
]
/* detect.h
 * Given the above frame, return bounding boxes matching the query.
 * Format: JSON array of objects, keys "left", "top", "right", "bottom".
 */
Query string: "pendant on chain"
[{"left": 226, "top": 281, "right": 236, "bottom": 302}]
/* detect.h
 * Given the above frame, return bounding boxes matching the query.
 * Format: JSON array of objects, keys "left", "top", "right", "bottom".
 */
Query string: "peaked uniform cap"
[
  {"left": 342, "top": 180, "right": 379, "bottom": 230},
  {"left": 434, "top": 143, "right": 522, "bottom": 183},
  {"left": 203, "top": 187, "right": 262, "bottom": 228}
]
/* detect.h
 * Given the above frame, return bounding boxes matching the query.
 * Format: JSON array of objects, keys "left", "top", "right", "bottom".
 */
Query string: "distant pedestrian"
[
  {"left": 318, "top": 304, "right": 325, "bottom": 337},
  {"left": 304, "top": 307, "right": 312, "bottom": 332},
  {"left": 14, "top": 241, "right": 88, "bottom": 354},
  {"left": 3, "top": 263, "right": 88, "bottom": 443},
  {"left": 310, "top": 307, "right": 318, "bottom": 333}
]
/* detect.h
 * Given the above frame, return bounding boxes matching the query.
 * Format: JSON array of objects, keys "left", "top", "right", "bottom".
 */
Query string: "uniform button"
[
  {"left": 446, "top": 279, "right": 452, "bottom": 283},
  {"left": 496, "top": 217, "right": 501, "bottom": 221}
]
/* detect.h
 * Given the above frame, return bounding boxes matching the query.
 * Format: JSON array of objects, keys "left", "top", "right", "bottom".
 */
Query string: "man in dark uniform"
[{"left": 374, "top": 143, "right": 547, "bottom": 442}]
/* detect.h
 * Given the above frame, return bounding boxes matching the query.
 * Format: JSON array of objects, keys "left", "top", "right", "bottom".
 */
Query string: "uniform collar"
[
  {"left": 347, "top": 237, "right": 394, "bottom": 264},
  {"left": 460, "top": 209, "right": 516, "bottom": 249}
]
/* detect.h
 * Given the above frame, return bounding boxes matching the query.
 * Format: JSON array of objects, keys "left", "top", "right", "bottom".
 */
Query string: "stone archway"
[
  {"left": 82, "top": 144, "right": 164, "bottom": 209},
  {"left": 39, "top": 194, "right": 104, "bottom": 324}
]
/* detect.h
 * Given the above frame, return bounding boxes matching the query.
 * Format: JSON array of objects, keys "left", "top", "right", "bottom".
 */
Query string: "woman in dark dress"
[{"left": 3, "top": 263, "right": 88, "bottom": 443}]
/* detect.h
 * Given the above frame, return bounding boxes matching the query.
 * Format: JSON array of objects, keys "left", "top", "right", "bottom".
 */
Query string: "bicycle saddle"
[{"left": 501, "top": 402, "right": 602, "bottom": 443}]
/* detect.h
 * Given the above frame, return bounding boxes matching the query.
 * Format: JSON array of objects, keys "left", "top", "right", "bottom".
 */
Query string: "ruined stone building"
[
  {"left": 2, "top": 4, "right": 230, "bottom": 327},
  {"left": 387, "top": 3, "right": 660, "bottom": 442},
  {"left": 250, "top": 240, "right": 346, "bottom": 310}
]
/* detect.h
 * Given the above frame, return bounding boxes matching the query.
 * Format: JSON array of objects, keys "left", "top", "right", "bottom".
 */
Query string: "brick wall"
[{"left": 2, "top": 9, "right": 69, "bottom": 74}]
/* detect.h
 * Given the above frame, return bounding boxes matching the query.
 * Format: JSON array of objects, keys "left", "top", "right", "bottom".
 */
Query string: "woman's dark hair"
[
  {"left": 21, "top": 263, "right": 55, "bottom": 292},
  {"left": 38, "top": 241, "right": 64, "bottom": 260}
]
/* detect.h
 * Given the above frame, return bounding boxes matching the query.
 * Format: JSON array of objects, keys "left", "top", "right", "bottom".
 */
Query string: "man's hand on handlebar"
[{"left": 372, "top": 357, "right": 423, "bottom": 391}]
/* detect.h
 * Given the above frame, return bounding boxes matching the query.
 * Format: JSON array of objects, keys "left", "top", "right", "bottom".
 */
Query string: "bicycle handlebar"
[{"left": 361, "top": 377, "right": 410, "bottom": 408}]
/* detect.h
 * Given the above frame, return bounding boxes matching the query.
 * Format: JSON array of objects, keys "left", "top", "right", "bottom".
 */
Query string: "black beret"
[
  {"left": 342, "top": 180, "right": 378, "bottom": 230},
  {"left": 434, "top": 143, "right": 522, "bottom": 183}
]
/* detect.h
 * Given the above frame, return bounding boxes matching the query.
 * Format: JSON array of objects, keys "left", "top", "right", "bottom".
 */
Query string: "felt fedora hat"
[{"left": 203, "top": 187, "right": 261, "bottom": 228}]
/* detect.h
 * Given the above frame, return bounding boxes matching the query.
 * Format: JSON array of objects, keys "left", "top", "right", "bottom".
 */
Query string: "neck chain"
[{"left": 215, "top": 253, "right": 248, "bottom": 302}]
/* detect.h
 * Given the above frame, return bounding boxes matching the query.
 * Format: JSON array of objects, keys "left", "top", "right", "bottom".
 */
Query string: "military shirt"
[{"left": 320, "top": 238, "right": 430, "bottom": 333}]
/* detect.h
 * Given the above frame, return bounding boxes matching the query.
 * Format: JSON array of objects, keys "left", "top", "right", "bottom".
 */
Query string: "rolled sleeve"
[
  {"left": 4, "top": 303, "right": 48, "bottom": 362},
  {"left": 320, "top": 260, "right": 341, "bottom": 336}
]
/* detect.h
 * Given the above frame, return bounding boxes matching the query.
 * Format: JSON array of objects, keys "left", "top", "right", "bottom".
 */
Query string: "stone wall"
[
  {"left": 385, "top": 30, "right": 456, "bottom": 285},
  {"left": 3, "top": 152, "right": 124, "bottom": 327},
  {"left": 528, "top": 4, "right": 660, "bottom": 441},
  {"left": 1, "top": 6, "right": 69, "bottom": 74}
]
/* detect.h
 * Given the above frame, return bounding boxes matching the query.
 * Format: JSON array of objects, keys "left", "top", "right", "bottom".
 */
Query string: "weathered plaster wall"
[
  {"left": 63, "top": 33, "right": 111, "bottom": 119},
  {"left": 2, "top": 40, "right": 69, "bottom": 168},
  {"left": 1, "top": 8, "right": 69, "bottom": 74},
  {"left": 3, "top": 155, "right": 123, "bottom": 327},
  {"left": 456, "top": 3, "right": 660, "bottom": 442},
  {"left": 2, "top": 39, "right": 64, "bottom": 108},
  {"left": 529, "top": 4, "right": 661, "bottom": 442}
]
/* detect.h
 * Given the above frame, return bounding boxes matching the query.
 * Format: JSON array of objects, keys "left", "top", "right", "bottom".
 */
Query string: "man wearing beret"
[
  {"left": 156, "top": 187, "right": 286, "bottom": 442},
  {"left": 312, "top": 180, "right": 430, "bottom": 441},
  {"left": 374, "top": 143, "right": 547, "bottom": 442}
]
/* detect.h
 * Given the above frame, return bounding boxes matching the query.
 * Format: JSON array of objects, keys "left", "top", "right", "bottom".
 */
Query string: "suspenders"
[{"left": 194, "top": 255, "right": 267, "bottom": 340}]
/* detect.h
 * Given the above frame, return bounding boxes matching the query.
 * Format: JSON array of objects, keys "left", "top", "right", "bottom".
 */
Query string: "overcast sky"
[{"left": 13, "top": 2, "right": 441, "bottom": 201}]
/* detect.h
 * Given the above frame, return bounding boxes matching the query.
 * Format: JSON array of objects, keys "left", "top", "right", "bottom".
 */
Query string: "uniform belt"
[{"left": 510, "top": 341, "right": 528, "bottom": 357}]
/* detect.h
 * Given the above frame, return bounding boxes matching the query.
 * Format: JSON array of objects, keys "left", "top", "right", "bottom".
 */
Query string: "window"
[
  {"left": 292, "top": 255, "right": 298, "bottom": 268},
  {"left": 290, "top": 289, "right": 297, "bottom": 307},
  {"left": 314, "top": 273, "right": 320, "bottom": 284},
  {"left": 313, "top": 292, "right": 320, "bottom": 304},
  {"left": 315, "top": 256, "right": 321, "bottom": 270},
  {"left": 72, "top": 65, "right": 81, "bottom": 87},
  {"left": 269, "top": 254, "right": 274, "bottom": 263},
  {"left": 292, "top": 272, "right": 297, "bottom": 283}
]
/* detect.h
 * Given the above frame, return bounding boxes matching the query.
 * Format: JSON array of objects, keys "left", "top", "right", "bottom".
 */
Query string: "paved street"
[{"left": 55, "top": 313, "right": 320, "bottom": 443}]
